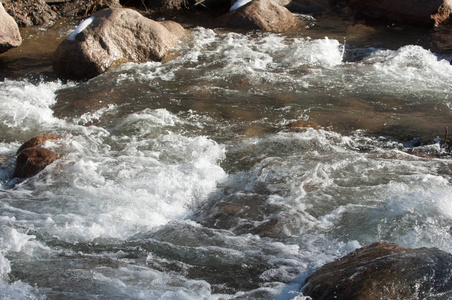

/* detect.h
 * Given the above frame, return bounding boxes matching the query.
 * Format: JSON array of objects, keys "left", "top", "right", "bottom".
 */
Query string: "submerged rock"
[
  {"left": 13, "top": 133, "right": 62, "bottom": 179},
  {"left": 216, "top": 0, "right": 300, "bottom": 32},
  {"left": 349, "top": 0, "right": 452, "bottom": 27},
  {"left": 303, "top": 241, "right": 452, "bottom": 300},
  {"left": 0, "top": 2, "right": 22, "bottom": 54},
  {"left": 53, "top": 8, "right": 186, "bottom": 80}
]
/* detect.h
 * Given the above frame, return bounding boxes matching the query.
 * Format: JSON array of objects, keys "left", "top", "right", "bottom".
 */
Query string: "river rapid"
[{"left": 1, "top": 10, "right": 452, "bottom": 299}]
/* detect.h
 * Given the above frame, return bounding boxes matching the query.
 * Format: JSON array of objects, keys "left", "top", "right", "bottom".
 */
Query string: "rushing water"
[{"left": 1, "top": 11, "right": 452, "bottom": 299}]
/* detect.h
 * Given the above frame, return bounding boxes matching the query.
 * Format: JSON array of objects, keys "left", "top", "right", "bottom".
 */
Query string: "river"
[{"left": 1, "top": 10, "right": 452, "bottom": 299}]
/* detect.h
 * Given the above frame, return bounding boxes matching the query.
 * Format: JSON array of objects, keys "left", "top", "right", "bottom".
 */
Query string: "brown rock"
[
  {"left": 349, "top": 0, "right": 452, "bottom": 27},
  {"left": 303, "top": 242, "right": 452, "bottom": 299},
  {"left": 13, "top": 147, "right": 61, "bottom": 178},
  {"left": 217, "top": 0, "right": 300, "bottom": 32},
  {"left": 0, "top": 2, "right": 22, "bottom": 54},
  {"left": 16, "top": 133, "right": 62, "bottom": 155},
  {"left": 13, "top": 133, "right": 62, "bottom": 179},
  {"left": 3, "top": 0, "right": 58, "bottom": 27},
  {"left": 52, "top": 8, "right": 186, "bottom": 80}
]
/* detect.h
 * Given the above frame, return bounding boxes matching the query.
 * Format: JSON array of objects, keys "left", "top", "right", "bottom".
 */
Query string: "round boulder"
[
  {"left": 303, "top": 242, "right": 452, "bottom": 299},
  {"left": 13, "top": 133, "right": 63, "bottom": 179},
  {"left": 53, "top": 8, "right": 186, "bottom": 80},
  {"left": 0, "top": 2, "right": 22, "bottom": 54},
  {"left": 13, "top": 147, "right": 61, "bottom": 179},
  {"left": 217, "top": 0, "right": 300, "bottom": 32}
]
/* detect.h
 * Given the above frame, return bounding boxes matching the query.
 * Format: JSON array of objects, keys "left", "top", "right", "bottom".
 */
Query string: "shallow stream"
[{"left": 1, "top": 10, "right": 452, "bottom": 299}]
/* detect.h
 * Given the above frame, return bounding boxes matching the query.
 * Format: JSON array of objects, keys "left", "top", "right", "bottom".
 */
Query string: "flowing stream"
[{"left": 1, "top": 11, "right": 452, "bottom": 299}]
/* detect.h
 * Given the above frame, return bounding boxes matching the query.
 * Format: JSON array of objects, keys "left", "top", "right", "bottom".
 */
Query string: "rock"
[
  {"left": 0, "top": 3, "right": 22, "bottom": 54},
  {"left": 216, "top": 0, "right": 300, "bottom": 32},
  {"left": 13, "top": 133, "right": 63, "bottom": 179},
  {"left": 16, "top": 133, "right": 62, "bottom": 154},
  {"left": 13, "top": 147, "right": 61, "bottom": 178},
  {"left": 303, "top": 242, "right": 452, "bottom": 300},
  {"left": 53, "top": 8, "right": 186, "bottom": 80},
  {"left": 348, "top": 0, "right": 452, "bottom": 27},
  {"left": 3, "top": 0, "right": 58, "bottom": 27}
]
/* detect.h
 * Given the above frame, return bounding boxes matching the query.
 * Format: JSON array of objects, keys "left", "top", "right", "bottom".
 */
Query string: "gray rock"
[
  {"left": 217, "top": 0, "right": 301, "bottom": 32},
  {"left": 53, "top": 8, "right": 186, "bottom": 80},
  {"left": 0, "top": 2, "right": 22, "bottom": 54}
]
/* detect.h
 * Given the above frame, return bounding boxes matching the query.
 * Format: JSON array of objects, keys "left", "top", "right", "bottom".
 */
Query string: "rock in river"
[
  {"left": 349, "top": 0, "right": 452, "bottom": 27},
  {"left": 303, "top": 241, "right": 452, "bottom": 299},
  {"left": 13, "top": 134, "right": 62, "bottom": 179},
  {"left": 0, "top": 2, "right": 22, "bottom": 54},
  {"left": 217, "top": 0, "right": 300, "bottom": 32},
  {"left": 53, "top": 8, "right": 186, "bottom": 80}
]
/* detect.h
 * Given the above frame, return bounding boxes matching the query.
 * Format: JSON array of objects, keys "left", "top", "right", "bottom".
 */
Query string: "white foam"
[
  {"left": 357, "top": 45, "right": 452, "bottom": 98},
  {"left": 11, "top": 109, "right": 228, "bottom": 242},
  {"left": 0, "top": 80, "right": 66, "bottom": 133},
  {"left": 67, "top": 16, "right": 95, "bottom": 41}
]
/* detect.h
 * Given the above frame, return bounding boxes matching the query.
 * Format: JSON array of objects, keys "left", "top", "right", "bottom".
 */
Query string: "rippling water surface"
[{"left": 1, "top": 13, "right": 452, "bottom": 299}]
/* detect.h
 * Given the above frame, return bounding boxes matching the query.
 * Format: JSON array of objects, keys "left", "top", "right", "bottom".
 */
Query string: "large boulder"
[
  {"left": 53, "top": 8, "right": 186, "bottom": 80},
  {"left": 348, "top": 0, "right": 452, "bottom": 27},
  {"left": 303, "top": 242, "right": 452, "bottom": 300},
  {"left": 0, "top": 2, "right": 22, "bottom": 54},
  {"left": 217, "top": 0, "right": 300, "bottom": 32},
  {"left": 13, "top": 133, "right": 63, "bottom": 179}
]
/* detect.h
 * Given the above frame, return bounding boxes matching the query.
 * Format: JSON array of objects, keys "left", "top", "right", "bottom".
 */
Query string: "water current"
[{"left": 0, "top": 10, "right": 452, "bottom": 299}]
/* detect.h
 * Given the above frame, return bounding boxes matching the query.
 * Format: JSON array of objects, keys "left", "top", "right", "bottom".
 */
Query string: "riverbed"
[{"left": 1, "top": 10, "right": 452, "bottom": 299}]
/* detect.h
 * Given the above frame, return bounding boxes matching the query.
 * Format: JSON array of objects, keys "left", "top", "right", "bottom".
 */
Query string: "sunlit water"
[{"left": 1, "top": 13, "right": 452, "bottom": 299}]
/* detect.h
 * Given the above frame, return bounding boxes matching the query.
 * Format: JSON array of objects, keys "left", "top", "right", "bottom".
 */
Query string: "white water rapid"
[{"left": 0, "top": 24, "right": 452, "bottom": 299}]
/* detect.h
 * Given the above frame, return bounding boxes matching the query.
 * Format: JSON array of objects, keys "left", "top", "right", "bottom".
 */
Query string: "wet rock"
[
  {"left": 53, "top": 8, "right": 186, "bottom": 80},
  {"left": 303, "top": 241, "right": 452, "bottom": 300},
  {"left": 0, "top": 3, "right": 22, "bottom": 54},
  {"left": 3, "top": 0, "right": 58, "bottom": 27},
  {"left": 16, "top": 133, "right": 62, "bottom": 154},
  {"left": 13, "top": 133, "right": 63, "bottom": 179},
  {"left": 13, "top": 147, "right": 61, "bottom": 179},
  {"left": 216, "top": 0, "right": 300, "bottom": 32},
  {"left": 348, "top": 0, "right": 452, "bottom": 27}
]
